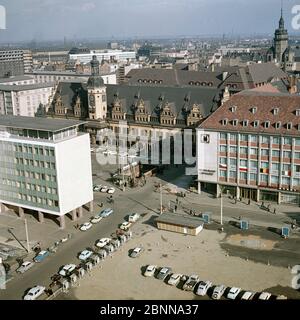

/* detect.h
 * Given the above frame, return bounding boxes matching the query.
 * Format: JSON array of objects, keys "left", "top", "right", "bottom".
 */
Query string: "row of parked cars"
[
  {"left": 79, "top": 208, "right": 114, "bottom": 231},
  {"left": 93, "top": 184, "right": 115, "bottom": 194},
  {"left": 143, "top": 266, "right": 287, "bottom": 300}
]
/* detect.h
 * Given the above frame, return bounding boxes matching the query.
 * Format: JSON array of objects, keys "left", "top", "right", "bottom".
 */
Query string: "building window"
[
  {"left": 250, "top": 135, "right": 258, "bottom": 142},
  {"left": 220, "top": 145, "right": 227, "bottom": 153},
  {"left": 230, "top": 146, "right": 237, "bottom": 153},
  {"left": 230, "top": 133, "right": 237, "bottom": 141},
  {"left": 220, "top": 133, "right": 227, "bottom": 140},
  {"left": 282, "top": 177, "right": 291, "bottom": 185},
  {"left": 232, "top": 119, "right": 238, "bottom": 126},
  {"left": 283, "top": 151, "right": 291, "bottom": 158},
  {"left": 221, "top": 119, "right": 228, "bottom": 125},
  {"left": 240, "top": 172, "right": 247, "bottom": 180},
  {"left": 250, "top": 148, "right": 258, "bottom": 155},
  {"left": 264, "top": 121, "right": 270, "bottom": 129},
  {"left": 229, "top": 171, "right": 237, "bottom": 178},
  {"left": 230, "top": 158, "right": 237, "bottom": 166},
  {"left": 283, "top": 137, "right": 292, "bottom": 145},
  {"left": 250, "top": 173, "right": 257, "bottom": 181},
  {"left": 253, "top": 120, "right": 260, "bottom": 128},
  {"left": 219, "top": 170, "right": 227, "bottom": 178},
  {"left": 261, "top": 136, "right": 270, "bottom": 144},
  {"left": 275, "top": 122, "right": 281, "bottom": 129},
  {"left": 251, "top": 107, "right": 257, "bottom": 114},
  {"left": 240, "top": 147, "right": 248, "bottom": 155},
  {"left": 230, "top": 106, "right": 237, "bottom": 112},
  {"left": 260, "top": 174, "right": 268, "bottom": 183},
  {"left": 261, "top": 149, "right": 269, "bottom": 157},
  {"left": 242, "top": 120, "right": 249, "bottom": 127},
  {"left": 272, "top": 150, "right": 280, "bottom": 157},
  {"left": 271, "top": 176, "right": 279, "bottom": 184},
  {"left": 272, "top": 108, "right": 279, "bottom": 115}
]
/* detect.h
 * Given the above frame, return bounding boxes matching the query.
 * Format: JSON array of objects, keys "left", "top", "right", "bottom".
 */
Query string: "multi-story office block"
[
  {"left": 197, "top": 90, "right": 300, "bottom": 206},
  {"left": 0, "top": 116, "right": 93, "bottom": 228},
  {"left": 0, "top": 82, "right": 55, "bottom": 117}
]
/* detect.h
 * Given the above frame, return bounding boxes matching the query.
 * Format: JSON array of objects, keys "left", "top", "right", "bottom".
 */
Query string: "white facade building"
[
  {"left": 69, "top": 50, "right": 136, "bottom": 64},
  {"left": 0, "top": 116, "right": 93, "bottom": 228},
  {"left": 0, "top": 83, "right": 55, "bottom": 117},
  {"left": 26, "top": 71, "right": 117, "bottom": 85}
]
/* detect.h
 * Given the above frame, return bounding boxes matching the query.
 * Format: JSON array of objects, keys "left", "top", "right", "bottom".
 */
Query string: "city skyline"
[{"left": 0, "top": 0, "right": 299, "bottom": 42}]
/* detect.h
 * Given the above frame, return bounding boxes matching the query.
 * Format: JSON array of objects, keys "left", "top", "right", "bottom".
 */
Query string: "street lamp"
[{"left": 160, "top": 183, "right": 163, "bottom": 215}]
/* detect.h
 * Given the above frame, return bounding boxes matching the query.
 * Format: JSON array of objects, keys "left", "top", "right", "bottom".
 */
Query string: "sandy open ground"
[{"left": 69, "top": 220, "right": 292, "bottom": 300}]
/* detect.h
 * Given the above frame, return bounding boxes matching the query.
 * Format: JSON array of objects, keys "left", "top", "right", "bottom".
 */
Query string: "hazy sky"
[{"left": 0, "top": 0, "right": 299, "bottom": 42}]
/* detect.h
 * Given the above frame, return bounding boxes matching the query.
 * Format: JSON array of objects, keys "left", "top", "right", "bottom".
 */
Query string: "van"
[{"left": 128, "top": 213, "right": 140, "bottom": 223}]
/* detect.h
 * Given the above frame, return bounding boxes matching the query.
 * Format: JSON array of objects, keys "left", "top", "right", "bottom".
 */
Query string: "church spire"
[{"left": 279, "top": 0, "right": 284, "bottom": 29}]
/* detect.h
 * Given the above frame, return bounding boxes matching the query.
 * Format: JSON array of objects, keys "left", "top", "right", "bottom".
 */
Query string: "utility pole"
[
  {"left": 160, "top": 183, "right": 163, "bottom": 214},
  {"left": 24, "top": 219, "right": 30, "bottom": 253},
  {"left": 220, "top": 193, "right": 223, "bottom": 225}
]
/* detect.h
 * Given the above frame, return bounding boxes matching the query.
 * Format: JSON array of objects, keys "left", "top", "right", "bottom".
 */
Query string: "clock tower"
[{"left": 87, "top": 55, "right": 107, "bottom": 120}]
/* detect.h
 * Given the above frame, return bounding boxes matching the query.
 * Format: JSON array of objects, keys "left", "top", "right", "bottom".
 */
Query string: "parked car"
[
  {"left": 79, "top": 250, "right": 93, "bottom": 261},
  {"left": 103, "top": 244, "right": 115, "bottom": 254},
  {"left": 99, "top": 208, "right": 114, "bottom": 218},
  {"left": 93, "top": 185, "right": 102, "bottom": 192},
  {"left": 79, "top": 222, "right": 93, "bottom": 231},
  {"left": 128, "top": 213, "right": 140, "bottom": 223},
  {"left": 144, "top": 265, "right": 157, "bottom": 277},
  {"left": 34, "top": 250, "right": 50, "bottom": 263},
  {"left": 156, "top": 267, "right": 172, "bottom": 281},
  {"left": 258, "top": 292, "right": 272, "bottom": 300},
  {"left": 107, "top": 187, "right": 115, "bottom": 194},
  {"left": 129, "top": 247, "right": 143, "bottom": 258},
  {"left": 241, "top": 291, "right": 256, "bottom": 300},
  {"left": 16, "top": 261, "right": 34, "bottom": 274},
  {"left": 120, "top": 221, "right": 132, "bottom": 231},
  {"left": 91, "top": 216, "right": 103, "bottom": 224},
  {"left": 96, "top": 238, "right": 111, "bottom": 248},
  {"left": 196, "top": 280, "right": 213, "bottom": 296},
  {"left": 212, "top": 285, "right": 226, "bottom": 300},
  {"left": 59, "top": 264, "right": 77, "bottom": 277},
  {"left": 227, "top": 287, "right": 241, "bottom": 300},
  {"left": 182, "top": 274, "right": 199, "bottom": 291},
  {"left": 23, "top": 286, "right": 45, "bottom": 300},
  {"left": 100, "top": 186, "right": 109, "bottom": 193},
  {"left": 167, "top": 273, "right": 182, "bottom": 286}
]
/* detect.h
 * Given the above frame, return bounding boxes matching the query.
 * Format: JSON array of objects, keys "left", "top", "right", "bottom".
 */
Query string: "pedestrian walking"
[
  {"left": 248, "top": 199, "right": 251, "bottom": 205},
  {"left": 273, "top": 208, "right": 276, "bottom": 214}
]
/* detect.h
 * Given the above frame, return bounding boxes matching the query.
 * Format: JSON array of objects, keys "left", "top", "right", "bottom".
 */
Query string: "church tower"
[
  {"left": 87, "top": 55, "right": 107, "bottom": 120},
  {"left": 274, "top": 6, "right": 289, "bottom": 63}
]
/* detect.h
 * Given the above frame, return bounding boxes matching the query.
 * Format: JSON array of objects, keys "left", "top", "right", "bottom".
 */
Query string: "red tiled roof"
[{"left": 200, "top": 91, "right": 300, "bottom": 136}]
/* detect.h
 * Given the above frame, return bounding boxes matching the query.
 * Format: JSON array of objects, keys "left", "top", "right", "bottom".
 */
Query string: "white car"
[
  {"left": 93, "top": 185, "right": 102, "bottom": 192},
  {"left": 59, "top": 264, "right": 77, "bottom": 277},
  {"left": 128, "top": 213, "right": 140, "bottom": 223},
  {"left": 107, "top": 187, "right": 115, "bottom": 194},
  {"left": 227, "top": 287, "right": 241, "bottom": 300},
  {"left": 16, "top": 261, "right": 35, "bottom": 274},
  {"left": 91, "top": 216, "right": 103, "bottom": 224},
  {"left": 258, "top": 292, "right": 272, "bottom": 300},
  {"left": 23, "top": 286, "right": 46, "bottom": 300},
  {"left": 120, "top": 221, "right": 132, "bottom": 231},
  {"left": 241, "top": 291, "right": 256, "bottom": 300},
  {"left": 100, "top": 186, "right": 109, "bottom": 193},
  {"left": 196, "top": 280, "right": 213, "bottom": 296},
  {"left": 144, "top": 265, "right": 157, "bottom": 277},
  {"left": 96, "top": 238, "right": 111, "bottom": 248},
  {"left": 79, "top": 222, "right": 92, "bottom": 231},
  {"left": 167, "top": 273, "right": 182, "bottom": 286},
  {"left": 212, "top": 285, "right": 226, "bottom": 300},
  {"left": 79, "top": 250, "right": 93, "bottom": 261}
]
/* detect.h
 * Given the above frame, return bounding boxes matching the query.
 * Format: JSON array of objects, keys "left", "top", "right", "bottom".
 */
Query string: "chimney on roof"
[
  {"left": 288, "top": 75, "right": 298, "bottom": 94},
  {"left": 222, "top": 71, "right": 228, "bottom": 81},
  {"left": 211, "top": 63, "right": 215, "bottom": 72}
]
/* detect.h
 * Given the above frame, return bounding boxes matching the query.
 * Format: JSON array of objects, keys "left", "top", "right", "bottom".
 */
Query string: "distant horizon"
[{"left": 0, "top": 0, "right": 299, "bottom": 43}]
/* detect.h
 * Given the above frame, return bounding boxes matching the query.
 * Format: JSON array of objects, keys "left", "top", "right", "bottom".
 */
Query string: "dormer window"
[
  {"left": 287, "top": 122, "right": 293, "bottom": 130},
  {"left": 221, "top": 119, "right": 228, "bottom": 126},
  {"left": 296, "top": 109, "right": 300, "bottom": 116},
  {"left": 275, "top": 122, "right": 281, "bottom": 129},
  {"left": 230, "top": 106, "right": 237, "bottom": 113},
  {"left": 272, "top": 108, "right": 279, "bottom": 115},
  {"left": 232, "top": 119, "right": 238, "bottom": 126},
  {"left": 242, "top": 120, "right": 249, "bottom": 127},
  {"left": 264, "top": 121, "right": 270, "bottom": 129},
  {"left": 251, "top": 107, "right": 257, "bottom": 114},
  {"left": 253, "top": 120, "right": 260, "bottom": 128}
]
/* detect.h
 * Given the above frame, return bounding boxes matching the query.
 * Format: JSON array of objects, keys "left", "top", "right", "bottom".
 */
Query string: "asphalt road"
[{"left": 0, "top": 187, "right": 149, "bottom": 300}]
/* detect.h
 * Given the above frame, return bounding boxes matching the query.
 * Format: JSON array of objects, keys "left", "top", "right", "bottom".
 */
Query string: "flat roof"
[
  {"left": 155, "top": 213, "right": 204, "bottom": 229},
  {"left": 0, "top": 75, "right": 34, "bottom": 83},
  {"left": 0, "top": 82, "right": 55, "bottom": 91},
  {"left": 0, "top": 115, "right": 86, "bottom": 132}
]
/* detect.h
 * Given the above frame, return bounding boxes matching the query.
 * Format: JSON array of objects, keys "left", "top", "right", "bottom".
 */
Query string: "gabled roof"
[{"left": 200, "top": 91, "right": 300, "bottom": 137}]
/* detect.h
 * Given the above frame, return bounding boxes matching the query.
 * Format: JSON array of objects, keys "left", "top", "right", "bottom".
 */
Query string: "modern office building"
[
  {"left": 197, "top": 89, "right": 300, "bottom": 206},
  {"left": 26, "top": 70, "right": 117, "bottom": 85},
  {"left": 0, "top": 49, "right": 33, "bottom": 78},
  {"left": 0, "top": 82, "right": 56, "bottom": 117},
  {"left": 0, "top": 116, "right": 93, "bottom": 228},
  {"left": 68, "top": 49, "right": 136, "bottom": 64}
]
